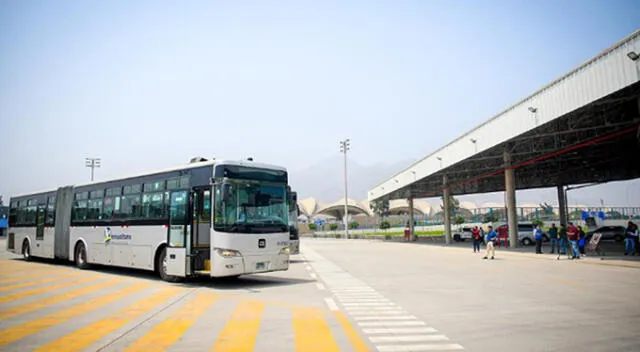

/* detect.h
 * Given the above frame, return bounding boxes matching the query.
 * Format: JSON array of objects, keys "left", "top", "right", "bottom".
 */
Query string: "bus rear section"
[
  {"left": 162, "top": 161, "right": 292, "bottom": 281},
  {"left": 288, "top": 190, "right": 300, "bottom": 255}
]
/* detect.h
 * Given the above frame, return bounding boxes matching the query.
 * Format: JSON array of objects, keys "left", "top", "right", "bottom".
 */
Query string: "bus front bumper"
[{"left": 210, "top": 252, "right": 290, "bottom": 277}]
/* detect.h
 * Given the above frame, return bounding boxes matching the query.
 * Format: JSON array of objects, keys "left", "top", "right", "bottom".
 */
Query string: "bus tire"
[
  {"left": 22, "top": 240, "right": 31, "bottom": 261},
  {"left": 74, "top": 242, "right": 89, "bottom": 269},
  {"left": 157, "top": 247, "right": 183, "bottom": 283}
]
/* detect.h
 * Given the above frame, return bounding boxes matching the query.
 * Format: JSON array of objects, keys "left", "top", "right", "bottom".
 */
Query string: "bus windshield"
[{"left": 214, "top": 181, "right": 289, "bottom": 234}]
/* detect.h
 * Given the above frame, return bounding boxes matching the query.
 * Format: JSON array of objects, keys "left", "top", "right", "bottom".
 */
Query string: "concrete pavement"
[{"left": 303, "top": 237, "right": 640, "bottom": 352}]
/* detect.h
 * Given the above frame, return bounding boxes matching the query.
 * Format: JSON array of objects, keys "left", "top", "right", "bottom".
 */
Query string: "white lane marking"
[
  {"left": 345, "top": 306, "right": 401, "bottom": 311},
  {"left": 316, "top": 283, "right": 326, "bottom": 290},
  {"left": 337, "top": 298, "right": 390, "bottom": 303},
  {"left": 363, "top": 327, "right": 438, "bottom": 334},
  {"left": 342, "top": 302, "right": 396, "bottom": 306},
  {"left": 370, "top": 335, "right": 449, "bottom": 343},
  {"left": 324, "top": 298, "right": 339, "bottom": 311},
  {"left": 310, "top": 272, "right": 317, "bottom": 279},
  {"left": 331, "top": 289, "right": 375, "bottom": 292},
  {"left": 354, "top": 315, "right": 417, "bottom": 321},
  {"left": 359, "top": 321, "right": 427, "bottom": 327},
  {"left": 305, "top": 265, "right": 312, "bottom": 271},
  {"left": 376, "top": 344, "right": 464, "bottom": 351},
  {"left": 348, "top": 310, "right": 407, "bottom": 316}
]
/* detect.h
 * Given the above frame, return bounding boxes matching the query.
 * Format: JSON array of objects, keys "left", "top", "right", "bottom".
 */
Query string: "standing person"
[
  {"left": 624, "top": 221, "right": 638, "bottom": 256},
  {"left": 578, "top": 225, "right": 586, "bottom": 256},
  {"left": 548, "top": 223, "right": 559, "bottom": 254},
  {"left": 558, "top": 224, "right": 568, "bottom": 255},
  {"left": 471, "top": 226, "right": 481, "bottom": 253},
  {"left": 483, "top": 225, "right": 498, "bottom": 260},
  {"left": 534, "top": 224, "right": 544, "bottom": 254},
  {"left": 567, "top": 222, "right": 580, "bottom": 259}
]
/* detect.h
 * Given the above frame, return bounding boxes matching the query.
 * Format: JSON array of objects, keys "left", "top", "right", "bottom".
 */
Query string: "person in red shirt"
[
  {"left": 471, "top": 226, "right": 481, "bottom": 253},
  {"left": 567, "top": 222, "right": 581, "bottom": 259}
]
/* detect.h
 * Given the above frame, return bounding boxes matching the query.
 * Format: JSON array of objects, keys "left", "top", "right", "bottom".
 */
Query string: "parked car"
[
  {"left": 585, "top": 226, "right": 626, "bottom": 242},
  {"left": 453, "top": 227, "right": 473, "bottom": 242},
  {"left": 496, "top": 223, "right": 549, "bottom": 246}
]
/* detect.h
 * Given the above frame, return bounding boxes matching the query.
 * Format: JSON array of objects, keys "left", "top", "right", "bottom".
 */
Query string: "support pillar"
[
  {"left": 504, "top": 151, "right": 518, "bottom": 248},
  {"left": 443, "top": 175, "right": 452, "bottom": 245},
  {"left": 557, "top": 185, "right": 568, "bottom": 226},
  {"left": 408, "top": 196, "right": 415, "bottom": 241}
]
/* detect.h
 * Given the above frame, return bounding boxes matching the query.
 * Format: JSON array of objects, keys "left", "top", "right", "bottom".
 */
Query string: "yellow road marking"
[
  {"left": 0, "top": 272, "right": 84, "bottom": 293},
  {"left": 124, "top": 291, "right": 218, "bottom": 352},
  {"left": 0, "top": 278, "right": 123, "bottom": 320},
  {"left": 292, "top": 307, "right": 340, "bottom": 352},
  {"left": 0, "top": 276, "right": 103, "bottom": 305},
  {"left": 0, "top": 269, "right": 74, "bottom": 284},
  {"left": 0, "top": 282, "right": 151, "bottom": 347},
  {"left": 333, "top": 311, "right": 371, "bottom": 352},
  {"left": 211, "top": 300, "right": 265, "bottom": 351},
  {"left": 34, "top": 286, "right": 187, "bottom": 352}
]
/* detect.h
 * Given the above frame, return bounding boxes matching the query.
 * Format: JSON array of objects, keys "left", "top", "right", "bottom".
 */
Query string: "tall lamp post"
[
  {"left": 339, "top": 139, "right": 350, "bottom": 238},
  {"left": 85, "top": 158, "right": 101, "bottom": 182}
]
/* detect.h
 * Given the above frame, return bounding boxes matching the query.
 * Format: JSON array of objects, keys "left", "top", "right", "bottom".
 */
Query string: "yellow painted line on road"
[
  {"left": 292, "top": 307, "right": 340, "bottom": 352},
  {"left": 0, "top": 269, "right": 74, "bottom": 284},
  {"left": 333, "top": 311, "right": 371, "bottom": 352},
  {"left": 211, "top": 300, "right": 265, "bottom": 351},
  {"left": 0, "top": 282, "right": 151, "bottom": 347},
  {"left": 33, "top": 286, "right": 187, "bottom": 352},
  {"left": 0, "top": 276, "right": 103, "bottom": 305},
  {"left": 124, "top": 291, "right": 219, "bottom": 352},
  {"left": 0, "top": 272, "right": 84, "bottom": 293},
  {"left": 0, "top": 277, "right": 123, "bottom": 320}
]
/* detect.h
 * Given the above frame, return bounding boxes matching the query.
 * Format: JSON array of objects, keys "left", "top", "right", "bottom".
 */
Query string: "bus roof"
[{"left": 10, "top": 158, "right": 288, "bottom": 200}]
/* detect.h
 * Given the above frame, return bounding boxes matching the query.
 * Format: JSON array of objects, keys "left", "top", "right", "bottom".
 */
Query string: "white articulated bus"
[
  {"left": 288, "top": 189, "right": 300, "bottom": 255},
  {"left": 6, "top": 158, "right": 292, "bottom": 282}
]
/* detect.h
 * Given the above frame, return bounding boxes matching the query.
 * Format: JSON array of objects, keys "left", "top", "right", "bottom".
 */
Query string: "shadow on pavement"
[{"left": 9, "top": 256, "right": 315, "bottom": 290}]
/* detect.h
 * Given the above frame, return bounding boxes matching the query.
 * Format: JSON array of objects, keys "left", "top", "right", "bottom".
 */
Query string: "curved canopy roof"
[{"left": 316, "top": 198, "right": 372, "bottom": 219}]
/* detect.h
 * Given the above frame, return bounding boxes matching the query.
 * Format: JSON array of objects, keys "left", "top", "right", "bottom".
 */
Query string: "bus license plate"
[{"left": 256, "top": 262, "right": 265, "bottom": 270}]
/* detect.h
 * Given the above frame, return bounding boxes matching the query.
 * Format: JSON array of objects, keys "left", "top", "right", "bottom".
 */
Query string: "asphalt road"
[{"left": 1, "top": 237, "right": 639, "bottom": 351}]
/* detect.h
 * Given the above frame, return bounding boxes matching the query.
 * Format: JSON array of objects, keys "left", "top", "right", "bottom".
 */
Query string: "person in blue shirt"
[
  {"left": 534, "top": 224, "right": 544, "bottom": 254},
  {"left": 483, "top": 225, "right": 498, "bottom": 260}
]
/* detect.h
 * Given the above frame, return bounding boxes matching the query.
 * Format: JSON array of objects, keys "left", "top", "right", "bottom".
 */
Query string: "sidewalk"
[{"left": 302, "top": 233, "right": 640, "bottom": 269}]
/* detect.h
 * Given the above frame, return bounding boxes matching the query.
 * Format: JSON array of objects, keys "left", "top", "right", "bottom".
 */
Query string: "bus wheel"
[
  {"left": 75, "top": 242, "right": 89, "bottom": 269},
  {"left": 22, "top": 241, "right": 31, "bottom": 261},
  {"left": 158, "top": 247, "right": 182, "bottom": 283}
]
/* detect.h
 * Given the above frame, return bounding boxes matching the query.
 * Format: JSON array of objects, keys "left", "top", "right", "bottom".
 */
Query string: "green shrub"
[
  {"left": 348, "top": 221, "right": 360, "bottom": 229},
  {"left": 379, "top": 220, "right": 391, "bottom": 230},
  {"left": 308, "top": 223, "right": 317, "bottom": 230},
  {"left": 329, "top": 223, "right": 339, "bottom": 231}
]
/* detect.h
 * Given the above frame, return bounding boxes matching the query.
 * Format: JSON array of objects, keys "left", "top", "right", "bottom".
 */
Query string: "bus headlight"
[
  {"left": 215, "top": 248, "right": 242, "bottom": 258},
  {"left": 279, "top": 247, "right": 290, "bottom": 255}
]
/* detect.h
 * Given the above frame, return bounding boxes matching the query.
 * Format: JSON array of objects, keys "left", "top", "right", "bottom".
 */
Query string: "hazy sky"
[{"left": 1, "top": 0, "right": 639, "bottom": 205}]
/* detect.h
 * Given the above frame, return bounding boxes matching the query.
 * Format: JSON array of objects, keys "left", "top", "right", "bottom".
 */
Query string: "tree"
[
  {"left": 369, "top": 199, "right": 390, "bottom": 219},
  {"left": 454, "top": 215, "right": 465, "bottom": 225}
]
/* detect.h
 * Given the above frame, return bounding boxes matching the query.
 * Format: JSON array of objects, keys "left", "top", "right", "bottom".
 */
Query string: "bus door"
[
  {"left": 191, "top": 187, "right": 211, "bottom": 271},
  {"left": 33, "top": 202, "right": 46, "bottom": 257},
  {"left": 165, "top": 190, "right": 192, "bottom": 277}
]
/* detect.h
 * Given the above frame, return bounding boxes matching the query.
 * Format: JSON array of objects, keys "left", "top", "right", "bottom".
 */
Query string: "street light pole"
[
  {"left": 339, "top": 139, "right": 350, "bottom": 238},
  {"left": 85, "top": 158, "right": 101, "bottom": 181}
]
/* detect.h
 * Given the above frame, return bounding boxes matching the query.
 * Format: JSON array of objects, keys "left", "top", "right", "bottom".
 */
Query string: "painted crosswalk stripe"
[
  {"left": 0, "top": 282, "right": 151, "bottom": 347},
  {"left": 324, "top": 298, "right": 339, "bottom": 311},
  {"left": 0, "top": 272, "right": 84, "bottom": 293},
  {"left": 337, "top": 298, "right": 390, "bottom": 303},
  {"left": 33, "top": 286, "right": 187, "bottom": 352},
  {"left": 124, "top": 291, "right": 218, "bottom": 351},
  {"left": 376, "top": 343, "right": 464, "bottom": 351},
  {"left": 0, "top": 269, "right": 72, "bottom": 284},
  {"left": 363, "top": 327, "right": 438, "bottom": 334},
  {"left": 354, "top": 315, "right": 417, "bottom": 321},
  {"left": 212, "top": 300, "right": 265, "bottom": 351},
  {"left": 332, "top": 311, "right": 370, "bottom": 352},
  {"left": 0, "top": 276, "right": 104, "bottom": 305},
  {"left": 369, "top": 335, "right": 450, "bottom": 343},
  {"left": 359, "top": 321, "right": 427, "bottom": 327},
  {"left": 346, "top": 306, "right": 400, "bottom": 311},
  {"left": 342, "top": 302, "right": 396, "bottom": 306},
  {"left": 0, "top": 277, "right": 124, "bottom": 320},
  {"left": 292, "top": 307, "right": 340, "bottom": 352},
  {"left": 348, "top": 310, "right": 406, "bottom": 316}
]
